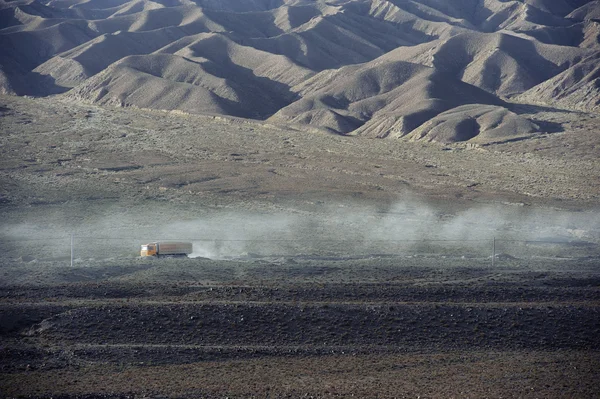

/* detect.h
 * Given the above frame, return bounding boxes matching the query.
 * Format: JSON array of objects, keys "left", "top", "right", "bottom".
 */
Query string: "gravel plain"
[{"left": 1, "top": 95, "right": 599, "bottom": 397}]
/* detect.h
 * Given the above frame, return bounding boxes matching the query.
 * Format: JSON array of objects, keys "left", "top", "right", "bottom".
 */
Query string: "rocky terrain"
[
  {"left": 1, "top": 93, "right": 599, "bottom": 397},
  {"left": 1, "top": 255, "right": 600, "bottom": 398},
  {"left": 1, "top": 94, "right": 599, "bottom": 209}
]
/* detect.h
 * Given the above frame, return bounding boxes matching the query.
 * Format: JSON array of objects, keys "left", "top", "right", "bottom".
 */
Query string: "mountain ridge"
[{"left": 1, "top": 0, "right": 599, "bottom": 143}]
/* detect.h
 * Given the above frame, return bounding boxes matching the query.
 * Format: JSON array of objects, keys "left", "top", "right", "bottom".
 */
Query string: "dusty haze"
[{"left": 2, "top": 199, "right": 598, "bottom": 262}]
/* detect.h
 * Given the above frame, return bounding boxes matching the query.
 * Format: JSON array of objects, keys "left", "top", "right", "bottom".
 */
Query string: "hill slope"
[
  {"left": 1, "top": 0, "right": 599, "bottom": 138},
  {"left": 269, "top": 57, "right": 506, "bottom": 138}
]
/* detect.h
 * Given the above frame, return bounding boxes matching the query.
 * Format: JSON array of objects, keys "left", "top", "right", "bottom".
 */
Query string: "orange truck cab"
[
  {"left": 140, "top": 243, "right": 158, "bottom": 257},
  {"left": 140, "top": 242, "right": 193, "bottom": 258}
]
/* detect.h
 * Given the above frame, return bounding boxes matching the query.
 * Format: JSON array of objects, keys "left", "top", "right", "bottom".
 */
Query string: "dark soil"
[{"left": 1, "top": 256, "right": 599, "bottom": 398}]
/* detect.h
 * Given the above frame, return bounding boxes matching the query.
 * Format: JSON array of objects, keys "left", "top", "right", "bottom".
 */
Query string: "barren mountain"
[
  {"left": 516, "top": 51, "right": 600, "bottom": 112},
  {"left": 404, "top": 104, "right": 539, "bottom": 144},
  {"left": 66, "top": 33, "right": 313, "bottom": 118},
  {"left": 268, "top": 58, "right": 505, "bottom": 137},
  {"left": 1, "top": 0, "right": 599, "bottom": 142}
]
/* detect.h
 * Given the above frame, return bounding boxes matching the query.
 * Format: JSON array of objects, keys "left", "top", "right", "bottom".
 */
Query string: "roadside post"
[{"left": 492, "top": 237, "right": 496, "bottom": 267}]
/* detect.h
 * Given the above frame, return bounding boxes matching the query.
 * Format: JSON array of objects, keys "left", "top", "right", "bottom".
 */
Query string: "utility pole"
[{"left": 492, "top": 237, "right": 495, "bottom": 267}]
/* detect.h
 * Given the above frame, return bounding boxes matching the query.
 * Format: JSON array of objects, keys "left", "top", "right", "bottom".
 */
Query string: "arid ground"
[{"left": 1, "top": 93, "right": 600, "bottom": 397}]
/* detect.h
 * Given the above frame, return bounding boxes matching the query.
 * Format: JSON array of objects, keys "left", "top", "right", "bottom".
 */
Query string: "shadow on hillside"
[
  {"left": 18, "top": 72, "right": 71, "bottom": 97},
  {"left": 507, "top": 102, "right": 579, "bottom": 115},
  {"left": 507, "top": 103, "right": 576, "bottom": 134},
  {"left": 532, "top": 120, "right": 564, "bottom": 134},
  {"left": 200, "top": 59, "right": 300, "bottom": 120}
]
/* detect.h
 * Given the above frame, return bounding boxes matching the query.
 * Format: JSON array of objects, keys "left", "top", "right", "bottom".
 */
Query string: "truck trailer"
[{"left": 140, "top": 242, "right": 193, "bottom": 258}]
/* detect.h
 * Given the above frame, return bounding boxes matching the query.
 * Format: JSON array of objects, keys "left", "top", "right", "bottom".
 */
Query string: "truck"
[{"left": 140, "top": 242, "right": 193, "bottom": 258}]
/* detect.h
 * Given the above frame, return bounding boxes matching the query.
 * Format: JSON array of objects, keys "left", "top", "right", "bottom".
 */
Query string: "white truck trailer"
[{"left": 140, "top": 242, "right": 193, "bottom": 258}]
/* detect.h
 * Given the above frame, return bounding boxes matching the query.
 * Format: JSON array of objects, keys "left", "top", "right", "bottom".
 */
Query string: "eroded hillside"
[{"left": 1, "top": 0, "right": 599, "bottom": 143}]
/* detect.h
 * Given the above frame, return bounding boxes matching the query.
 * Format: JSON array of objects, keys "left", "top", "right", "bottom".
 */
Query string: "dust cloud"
[
  {"left": 1, "top": 200, "right": 599, "bottom": 261},
  {"left": 164, "top": 201, "right": 600, "bottom": 260}
]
